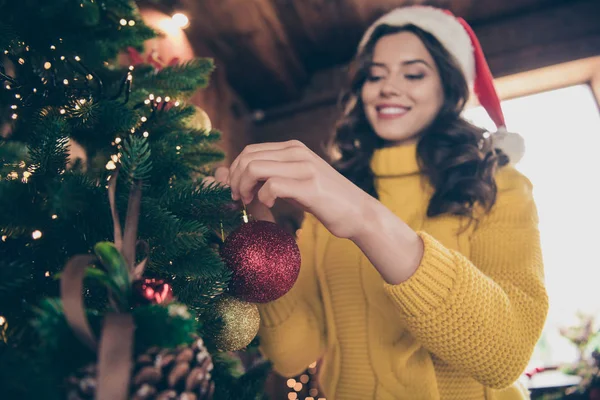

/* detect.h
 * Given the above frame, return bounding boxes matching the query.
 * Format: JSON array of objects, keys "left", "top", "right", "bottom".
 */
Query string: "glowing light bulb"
[
  {"left": 45, "top": 271, "right": 51, "bottom": 277},
  {"left": 128, "top": 20, "right": 135, "bottom": 26},
  {"left": 44, "top": 61, "right": 52, "bottom": 70},
  {"left": 59, "top": 109, "right": 66, "bottom": 114},
  {"left": 172, "top": 13, "right": 190, "bottom": 29},
  {"left": 106, "top": 160, "right": 116, "bottom": 170},
  {"left": 143, "top": 131, "right": 149, "bottom": 138},
  {"left": 32, "top": 230, "right": 42, "bottom": 240},
  {"left": 51, "top": 214, "right": 58, "bottom": 219},
  {"left": 115, "top": 137, "right": 122, "bottom": 144},
  {"left": 120, "top": 19, "right": 127, "bottom": 26},
  {"left": 0, "top": 316, "right": 5, "bottom": 326},
  {"left": 140, "top": 116, "right": 147, "bottom": 122}
]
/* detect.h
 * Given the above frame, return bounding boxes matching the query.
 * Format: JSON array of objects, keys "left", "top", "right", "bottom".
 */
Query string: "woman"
[{"left": 206, "top": 6, "right": 548, "bottom": 399}]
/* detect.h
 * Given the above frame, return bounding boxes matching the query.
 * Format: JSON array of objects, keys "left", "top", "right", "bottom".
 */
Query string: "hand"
[
  {"left": 228, "top": 140, "right": 372, "bottom": 239},
  {"left": 202, "top": 166, "right": 275, "bottom": 223}
]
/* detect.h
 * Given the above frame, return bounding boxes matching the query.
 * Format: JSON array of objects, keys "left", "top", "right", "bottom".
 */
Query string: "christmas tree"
[{"left": 0, "top": 1, "right": 269, "bottom": 398}]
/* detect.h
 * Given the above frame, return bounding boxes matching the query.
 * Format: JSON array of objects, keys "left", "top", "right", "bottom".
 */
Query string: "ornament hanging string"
[{"left": 60, "top": 166, "right": 148, "bottom": 400}]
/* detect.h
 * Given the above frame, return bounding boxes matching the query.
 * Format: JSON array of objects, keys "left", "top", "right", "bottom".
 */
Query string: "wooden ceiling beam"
[{"left": 181, "top": 0, "right": 308, "bottom": 108}]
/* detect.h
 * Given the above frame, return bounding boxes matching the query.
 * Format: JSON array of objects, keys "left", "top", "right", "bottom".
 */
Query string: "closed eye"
[
  {"left": 366, "top": 75, "right": 383, "bottom": 82},
  {"left": 405, "top": 74, "right": 424, "bottom": 80}
]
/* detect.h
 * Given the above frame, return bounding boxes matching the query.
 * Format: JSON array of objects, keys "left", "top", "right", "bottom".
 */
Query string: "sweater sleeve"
[
  {"left": 384, "top": 167, "right": 549, "bottom": 389},
  {"left": 257, "top": 213, "right": 327, "bottom": 377}
]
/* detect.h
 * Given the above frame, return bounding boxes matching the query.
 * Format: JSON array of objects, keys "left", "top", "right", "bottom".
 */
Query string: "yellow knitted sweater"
[{"left": 257, "top": 143, "right": 548, "bottom": 400}]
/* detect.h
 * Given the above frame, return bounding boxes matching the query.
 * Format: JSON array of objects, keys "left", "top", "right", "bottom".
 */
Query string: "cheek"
[
  {"left": 361, "top": 86, "right": 378, "bottom": 118},
  {"left": 361, "top": 84, "right": 376, "bottom": 105},
  {"left": 414, "top": 81, "right": 444, "bottom": 113}
]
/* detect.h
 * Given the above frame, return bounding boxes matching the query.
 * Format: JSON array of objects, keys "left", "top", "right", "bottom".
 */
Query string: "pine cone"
[{"left": 66, "top": 338, "right": 214, "bottom": 400}]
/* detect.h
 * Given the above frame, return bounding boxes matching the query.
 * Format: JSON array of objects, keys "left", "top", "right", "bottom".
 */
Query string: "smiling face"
[{"left": 361, "top": 31, "right": 445, "bottom": 145}]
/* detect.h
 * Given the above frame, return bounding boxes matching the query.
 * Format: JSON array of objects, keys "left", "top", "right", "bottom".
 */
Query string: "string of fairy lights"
[
  {"left": 0, "top": 10, "right": 190, "bottom": 334},
  {"left": 1, "top": 7, "right": 316, "bottom": 399},
  {"left": 286, "top": 361, "right": 326, "bottom": 400}
]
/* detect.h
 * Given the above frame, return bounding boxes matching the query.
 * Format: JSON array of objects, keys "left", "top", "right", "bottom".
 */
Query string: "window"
[{"left": 464, "top": 84, "right": 600, "bottom": 367}]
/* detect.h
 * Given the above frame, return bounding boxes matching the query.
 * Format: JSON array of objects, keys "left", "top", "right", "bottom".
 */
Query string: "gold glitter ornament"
[
  {"left": 211, "top": 296, "right": 260, "bottom": 351},
  {"left": 187, "top": 105, "right": 212, "bottom": 131}
]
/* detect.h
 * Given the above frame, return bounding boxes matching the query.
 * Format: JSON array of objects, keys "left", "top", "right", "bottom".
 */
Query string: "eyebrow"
[{"left": 369, "top": 59, "right": 433, "bottom": 70}]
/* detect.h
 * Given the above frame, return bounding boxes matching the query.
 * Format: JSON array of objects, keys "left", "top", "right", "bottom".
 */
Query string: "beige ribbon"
[{"left": 60, "top": 167, "right": 147, "bottom": 399}]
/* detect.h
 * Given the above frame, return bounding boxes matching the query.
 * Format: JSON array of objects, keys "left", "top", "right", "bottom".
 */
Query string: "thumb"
[{"left": 214, "top": 166, "right": 230, "bottom": 185}]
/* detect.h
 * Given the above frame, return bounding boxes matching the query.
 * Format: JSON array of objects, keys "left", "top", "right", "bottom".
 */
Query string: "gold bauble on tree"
[
  {"left": 187, "top": 105, "right": 212, "bottom": 131},
  {"left": 211, "top": 296, "right": 260, "bottom": 352}
]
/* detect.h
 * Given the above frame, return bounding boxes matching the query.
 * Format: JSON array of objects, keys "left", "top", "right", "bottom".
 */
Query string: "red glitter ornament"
[
  {"left": 132, "top": 278, "right": 174, "bottom": 305},
  {"left": 221, "top": 220, "right": 301, "bottom": 303}
]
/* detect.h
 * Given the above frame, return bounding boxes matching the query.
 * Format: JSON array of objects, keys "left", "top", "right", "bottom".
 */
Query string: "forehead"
[{"left": 371, "top": 31, "right": 434, "bottom": 65}]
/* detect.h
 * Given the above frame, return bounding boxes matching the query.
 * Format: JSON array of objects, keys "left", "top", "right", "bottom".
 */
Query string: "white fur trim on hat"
[
  {"left": 492, "top": 127, "right": 525, "bottom": 165},
  {"left": 358, "top": 6, "right": 475, "bottom": 85}
]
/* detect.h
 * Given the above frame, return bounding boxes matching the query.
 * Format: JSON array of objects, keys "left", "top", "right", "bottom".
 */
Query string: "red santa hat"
[{"left": 358, "top": 6, "right": 525, "bottom": 164}]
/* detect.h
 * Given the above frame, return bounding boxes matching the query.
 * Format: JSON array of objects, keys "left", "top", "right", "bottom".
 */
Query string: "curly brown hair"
[{"left": 330, "top": 24, "right": 509, "bottom": 219}]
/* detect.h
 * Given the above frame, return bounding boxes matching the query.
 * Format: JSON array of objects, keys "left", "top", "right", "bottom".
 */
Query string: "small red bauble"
[
  {"left": 221, "top": 220, "right": 301, "bottom": 303},
  {"left": 132, "top": 278, "right": 174, "bottom": 305}
]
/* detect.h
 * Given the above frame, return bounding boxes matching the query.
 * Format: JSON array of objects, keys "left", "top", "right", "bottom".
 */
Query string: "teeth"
[{"left": 379, "top": 107, "right": 407, "bottom": 114}]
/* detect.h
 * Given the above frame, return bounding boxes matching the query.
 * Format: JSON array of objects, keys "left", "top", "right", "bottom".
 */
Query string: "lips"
[{"left": 375, "top": 104, "right": 410, "bottom": 119}]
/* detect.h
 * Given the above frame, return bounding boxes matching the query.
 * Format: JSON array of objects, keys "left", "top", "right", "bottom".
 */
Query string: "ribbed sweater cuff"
[
  {"left": 257, "top": 293, "right": 299, "bottom": 328},
  {"left": 384, "top": 231, "right": 458, "bottom": 317}
]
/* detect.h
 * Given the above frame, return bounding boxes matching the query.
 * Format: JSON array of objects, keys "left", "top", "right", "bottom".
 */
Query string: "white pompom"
[{"left": 492, "top": 126, "right": 525, "bottom": 165}]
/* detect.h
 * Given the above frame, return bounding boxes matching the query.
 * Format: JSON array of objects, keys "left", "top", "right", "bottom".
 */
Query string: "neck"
[{"left": 371, "top": 141, "right": 420, "bottom": 176}]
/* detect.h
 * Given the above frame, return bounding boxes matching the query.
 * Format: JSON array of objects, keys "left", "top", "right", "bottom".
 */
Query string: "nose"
[{"left": 380, "top": 77, "right": 402, "bottom": 97}]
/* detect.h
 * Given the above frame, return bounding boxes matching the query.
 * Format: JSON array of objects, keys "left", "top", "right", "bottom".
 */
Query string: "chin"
[{"left": 375, "top": 130, "right": 419, "bottom": 145}]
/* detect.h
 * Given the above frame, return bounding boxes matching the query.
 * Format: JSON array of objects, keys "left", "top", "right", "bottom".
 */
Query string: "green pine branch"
[
  {"left": 0, "top": 139, "right": 29, "bottom": 179},
  {"left": 212, "top": 354, "right": 272, "bottom": 400},
  {"left": 150, "top": 242, "right": 225, "bottom": 279},
  {"left": 135, "top": 58, "right": 215, "bottom": 97},
  {"left": 121, "top": 135, "right": 152, "bottom": 182},
  {"left": 172, "top": 269, "right": 231, "bottom": 313},
  {"left": 132, "top": 303, "right": 198, "bottom": 353},
  {"left": 28, "top": 112, "right": 70, "bottom": 179},
  {"left": 0, "top": 180, "right": 44, "bottom": 237},
  {"left": 160, "top": 181, "right": 241, "bottom": 232},
  {"left": 0, "top": 259, "right": 33, "bottom": 299}
]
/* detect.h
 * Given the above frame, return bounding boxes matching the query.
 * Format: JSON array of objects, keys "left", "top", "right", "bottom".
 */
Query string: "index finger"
[{"left": 229, "top": 140, "right": 305, "bottom": 180}]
